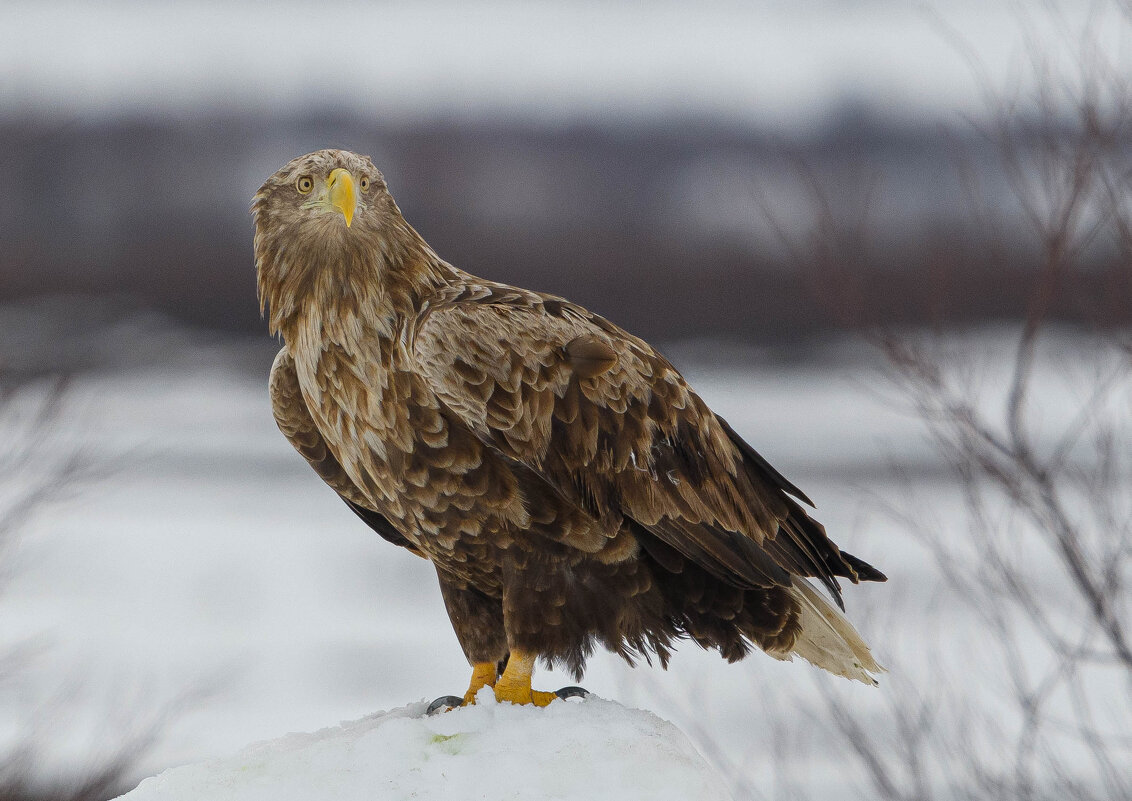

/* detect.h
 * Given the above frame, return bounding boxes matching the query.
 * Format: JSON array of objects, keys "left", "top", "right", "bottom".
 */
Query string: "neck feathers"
[{"left": 255, "top": 211, "right": 451, "bottom": 345}]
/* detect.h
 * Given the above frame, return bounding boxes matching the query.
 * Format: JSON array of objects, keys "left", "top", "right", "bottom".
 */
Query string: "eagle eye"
[
  {"left": 296, "top": 176, "right": 314, "bottom": 194},
  {"left": 360, "top": 176, "right": 370, "bottom": 192}
]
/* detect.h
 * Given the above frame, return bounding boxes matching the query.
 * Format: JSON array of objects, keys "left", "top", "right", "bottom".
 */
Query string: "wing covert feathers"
[
  {"left": 412, "top": 285, "right": 883, "bottom": 603},
  {"left": 269, "top": 348, "right": 423, "bottom": 556}
]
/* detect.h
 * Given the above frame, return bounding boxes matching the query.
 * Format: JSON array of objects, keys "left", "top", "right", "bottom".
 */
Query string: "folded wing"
[
  {"left": 411, "top": 283, "right": 883, "bottom": 607},
  {"left": 269, "top": 348, "right": 425, "bottom": 557}
]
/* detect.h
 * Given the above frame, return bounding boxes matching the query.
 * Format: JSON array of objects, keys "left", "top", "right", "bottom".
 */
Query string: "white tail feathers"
[{"left": 764, "top": 578, "right": 885, "bottom": 685}]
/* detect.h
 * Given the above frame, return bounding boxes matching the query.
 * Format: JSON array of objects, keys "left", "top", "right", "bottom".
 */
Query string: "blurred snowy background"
[{"left": 1, "top": 1, "right": 1130, "bottom": 799}]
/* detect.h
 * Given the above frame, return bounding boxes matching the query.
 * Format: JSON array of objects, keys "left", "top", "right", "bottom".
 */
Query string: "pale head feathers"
[{"left": 252, "top": 148, "right": 447, "bottom": 339}]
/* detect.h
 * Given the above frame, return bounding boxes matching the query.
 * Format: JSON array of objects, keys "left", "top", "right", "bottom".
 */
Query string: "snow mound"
[{"left": 117, "top": 690, "right": 732, "bottom": 801}]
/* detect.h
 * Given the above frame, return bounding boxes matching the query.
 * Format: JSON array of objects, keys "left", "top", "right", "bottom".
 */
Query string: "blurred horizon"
[
  {"left": 4, "top": 0, "right": 1130, "bottom": 356},
  {"left": 3, "top": 1, "right": 1125, "bottom": 128}
]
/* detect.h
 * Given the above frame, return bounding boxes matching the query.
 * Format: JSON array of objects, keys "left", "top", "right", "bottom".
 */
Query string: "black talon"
[
  {"left": 555, "top": 686, "right": 590, "bottom": 700},
  {"left": 426, "top": 695, "right": 464, "bottom": 715}
]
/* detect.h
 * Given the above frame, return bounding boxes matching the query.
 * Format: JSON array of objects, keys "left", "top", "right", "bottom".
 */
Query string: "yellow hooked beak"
[{"left": 326, "top": 168, "right": 356, "bottom": 228}]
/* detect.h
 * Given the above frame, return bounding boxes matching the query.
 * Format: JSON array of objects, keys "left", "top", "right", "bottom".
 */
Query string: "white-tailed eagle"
[{"left": 252, "top": 149, "right": 885, "bottom": 707}]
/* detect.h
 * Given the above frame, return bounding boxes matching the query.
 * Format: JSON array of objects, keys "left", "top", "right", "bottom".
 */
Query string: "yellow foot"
[
  {"left": 491, "top": 648, "right": 556, "bottom": 706},
  {"left": 461, "top": 662, "right": 499, "bottom": 706},
  {"left": 493, "top": 682, "right": 557, "bottom": 707}
]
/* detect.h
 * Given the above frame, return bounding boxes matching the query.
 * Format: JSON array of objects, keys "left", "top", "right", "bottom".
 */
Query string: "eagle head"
[{"left": 251, "top": 149, "right": 409, "bottom": 337}]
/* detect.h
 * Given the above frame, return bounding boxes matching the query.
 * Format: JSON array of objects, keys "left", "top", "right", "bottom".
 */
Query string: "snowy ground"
[
  {"left": 1, "top": 324, "right": 1125, "bottom": 798},
  {"left": 120, "top": 694, "right": 731, "bottom": 801}
]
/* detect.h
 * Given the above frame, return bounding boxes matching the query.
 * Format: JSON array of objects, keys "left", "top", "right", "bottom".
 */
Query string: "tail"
[{"left": 764, "top": 578, "right": 885, "bottom": 685}]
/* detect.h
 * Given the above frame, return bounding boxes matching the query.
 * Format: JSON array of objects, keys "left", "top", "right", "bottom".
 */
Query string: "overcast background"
[
  {"left": 3, "top": 0, "right": 1129, "bottom": 348},
  {"left": 2, "top": 2, "right": 1130, "bottom": 800}
]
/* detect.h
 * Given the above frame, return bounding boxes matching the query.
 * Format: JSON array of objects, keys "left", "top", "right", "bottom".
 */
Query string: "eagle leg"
[
  {"left": 462, "top": 661, "right": 500, "bottom": 705},
  {"left": 492, "top": 649, "right": 557, "bottom": 707}
]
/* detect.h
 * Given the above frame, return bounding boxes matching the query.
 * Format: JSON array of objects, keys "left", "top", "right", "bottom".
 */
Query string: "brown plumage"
[{"left": 253, "top": 149, "right": 886, "bottom": 702}]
